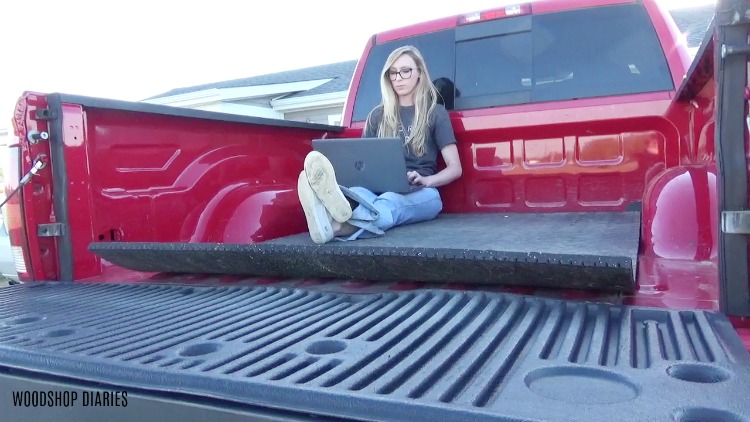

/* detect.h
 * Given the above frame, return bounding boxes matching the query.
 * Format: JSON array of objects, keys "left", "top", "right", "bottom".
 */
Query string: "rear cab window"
[{"left": 351, "top": 3, "right": 674, "bottom": 122}]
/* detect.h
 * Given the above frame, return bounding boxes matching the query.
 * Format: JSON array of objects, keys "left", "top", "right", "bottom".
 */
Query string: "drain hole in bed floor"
[
  {"left": 306, "top": 340, "right": 347, "bottom": 355},
  {"left": 180, "top": 343, "right": 222, "bottom": 357},
  {"left": 525, "top": 366, "right": 638, "bottom": 404},
  {"left": 44, "top": 329, "right": 75, "bottom": 338},
  {"left": 667, "top": 364, "right": 730, "bottom": 384},
  {"left": 673, "top": 408, "right": 747, "bottom": 422}
]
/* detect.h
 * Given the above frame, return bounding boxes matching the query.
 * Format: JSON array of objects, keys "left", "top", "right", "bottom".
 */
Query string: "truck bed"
[{"left": 0, "top": 282, "right": 748, "bottom": 421}]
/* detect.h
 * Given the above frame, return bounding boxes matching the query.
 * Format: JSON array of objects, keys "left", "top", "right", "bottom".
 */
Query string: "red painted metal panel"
[
  {"left": 66, "top": 106, "right": 332, "bottom": 279},
  {"left": 643, "top": 0, "right": 693, "bottom": 92},
  {"left": 642, "top": 163, "right": 718, "bottom": 261},
  {"left": 374, "top": 0, "right": 640, "bottom": 46},
  {"left": 440, "top": 108, "right": 673, "bottom": 213},
  {"left": 454, "top": 94, "right": 673, "bottom": 127},
  {"left": 341, "top": 37, "right": 372, "bottom": 129},
  {"left": 9, "top": 93, "right": 59, "bottom": 281},
  {"left": 375, "top": 16, "right": 457, "bottom": 44},
  {"left": 60, "top": 104, "right": 97, "bottom": 280},
  {"left": 532, "top": 0, "right": 635, "bottom": 14}
]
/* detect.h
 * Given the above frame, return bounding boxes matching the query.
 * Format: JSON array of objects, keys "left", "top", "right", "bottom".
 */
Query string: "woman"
[{"left": 297, "top": 45, "right": 462, "bottom": 244}]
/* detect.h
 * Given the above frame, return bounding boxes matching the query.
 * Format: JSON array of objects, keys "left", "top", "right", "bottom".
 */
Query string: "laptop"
[{"left": 312, "top": 137, "right": 421, "bottom": 194}]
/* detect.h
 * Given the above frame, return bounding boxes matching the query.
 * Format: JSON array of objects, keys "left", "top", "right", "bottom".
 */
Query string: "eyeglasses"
[{"left": 387, "top": 68, "right": 414, "bottom": 81}]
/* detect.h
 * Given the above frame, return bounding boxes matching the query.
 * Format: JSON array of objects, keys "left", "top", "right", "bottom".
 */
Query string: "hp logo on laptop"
[{"left": 354, "top": 160, "right": 365, "bottom": 171}]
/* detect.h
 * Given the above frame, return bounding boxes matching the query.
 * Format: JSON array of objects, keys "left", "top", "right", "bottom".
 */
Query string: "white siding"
[
  {"left": 196, "top": 103, "right": 283, "bottom": 119},
  {"left": 232, "top": 97, "right": 275, "bottom": 107},
  {"left": 0, "top": 128, "right": 12, "bottom": 183},
  {"left": 284, "top": 106, "right": 343, "bottom": 125}
]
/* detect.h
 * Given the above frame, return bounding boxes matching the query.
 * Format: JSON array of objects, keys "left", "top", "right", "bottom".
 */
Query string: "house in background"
[
  {"left": 144, "top": 61, "right": 356, "bottom": 126},
  {"left": 0, "top": 128, "right": 11, "bottom": 174},
  {"left": 143, "top": 5, "right": 715, "bottom": 124},
  {"left": 671, "top": 4, "right": 715, "bottom": 54}
]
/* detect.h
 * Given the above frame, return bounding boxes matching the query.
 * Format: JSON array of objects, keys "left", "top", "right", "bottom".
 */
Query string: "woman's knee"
[
  {"left": 347, "top": 186, "right": 378, "bottom": 203},
  {"left": 379, "top": 188, "right": 439, "bottom": 204},
  {"left": 376, "top": 188, "right": 443, "bottom": 227},
  {"left": 411, "top": 188, "right": 443, "bottom": 220}
]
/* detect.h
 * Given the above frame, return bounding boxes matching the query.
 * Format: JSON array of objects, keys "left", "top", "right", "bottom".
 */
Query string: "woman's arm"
[{"left": 408, "top": 144, "right": 462, "bottom": 188}]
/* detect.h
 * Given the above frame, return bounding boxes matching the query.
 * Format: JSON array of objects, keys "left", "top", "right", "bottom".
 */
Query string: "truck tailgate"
[{"left": 0, "top": 283, "right": 748, "bottom": 421}]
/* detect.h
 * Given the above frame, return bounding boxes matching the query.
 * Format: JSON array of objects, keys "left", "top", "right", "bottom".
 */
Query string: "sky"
[{"left": 0, "top": 0, "right": 715, "bottom": 130}]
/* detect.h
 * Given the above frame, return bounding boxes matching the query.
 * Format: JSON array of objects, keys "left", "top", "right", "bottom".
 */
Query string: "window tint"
[
  {"left": 530, "top": 4, "right": 674, "bottom": 102},
  {"left": 455, "top": 31, "right": 532, "bottom": 110},
  {"left": 454, "top": 4, "right": 673, "bottom": 108},
  {"left": 352, "top": 4, "right": 673, "bottom": 119},
  {"left": 351, "top": 29, "right": 455, "bottom": 122}
]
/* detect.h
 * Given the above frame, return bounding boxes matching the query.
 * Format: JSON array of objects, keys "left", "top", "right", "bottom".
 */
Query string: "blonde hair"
[{"left": 376, "top": 46, "right": 439, "bottom": 157}]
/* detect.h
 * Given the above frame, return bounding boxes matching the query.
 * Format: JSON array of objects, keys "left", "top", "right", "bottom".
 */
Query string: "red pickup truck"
[{"left": 3, "top": 0, "right": 750, "bottom": 420}]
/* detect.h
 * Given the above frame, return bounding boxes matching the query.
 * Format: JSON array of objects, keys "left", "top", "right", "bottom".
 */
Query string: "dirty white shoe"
[
  {"left": 297, "top": 171, "right": 334, "bottom": 244},
  {"left": 304, "top": 151, "right": 352, "bottom": 223}
]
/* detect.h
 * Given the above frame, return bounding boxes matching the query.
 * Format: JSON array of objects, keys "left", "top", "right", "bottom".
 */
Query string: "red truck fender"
[{"left": 642, "top": 164, "right": 718, "bottom": 261}]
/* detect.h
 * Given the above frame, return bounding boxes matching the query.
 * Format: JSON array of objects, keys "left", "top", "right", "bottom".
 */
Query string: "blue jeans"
[{"left": 336, "top": 186, "right": 443, "bottom": 241}]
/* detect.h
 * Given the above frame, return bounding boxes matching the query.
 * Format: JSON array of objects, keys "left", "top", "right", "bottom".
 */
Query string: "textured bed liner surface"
[
  {"left": 0, "top": 283, "right": 748, "bottom": 421},
  {"left": 90, "top": 212, "right": 641, "bottom": 292}
]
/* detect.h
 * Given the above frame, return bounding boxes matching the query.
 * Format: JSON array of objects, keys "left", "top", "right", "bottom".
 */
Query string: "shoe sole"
[
  {"left": 304, "top": 152, "right": 352, "bottom": 223},
  {"left": 297, "top": 171, "right": 333, "bottom": 245}
]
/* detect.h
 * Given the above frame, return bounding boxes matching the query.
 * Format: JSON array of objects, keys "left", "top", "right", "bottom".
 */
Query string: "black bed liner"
[
  {"left": 0, "top": 282, "right": 748, "bottom": 421},
  {"left": 90, "top": 212, "right": 641, "bottom": 292}
]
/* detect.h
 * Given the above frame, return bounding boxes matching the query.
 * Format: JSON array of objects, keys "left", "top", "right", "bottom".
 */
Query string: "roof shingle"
[
  {"left": 669, "top": 4, "right": 714, "bottom": 48},
  {"left": 145, "top": 60, "right": 357, "bottom": 100}
]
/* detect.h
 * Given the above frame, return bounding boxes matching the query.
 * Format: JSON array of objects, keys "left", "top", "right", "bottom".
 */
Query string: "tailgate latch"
[
  {"left": 38, "top": 223, "right": 65, "bottom": 237},
  {"left": 722, "top": 210, "right": 750, "bottom": 234}
]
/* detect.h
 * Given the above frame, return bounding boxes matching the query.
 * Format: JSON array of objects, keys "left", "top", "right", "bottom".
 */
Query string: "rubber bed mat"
[
  {"left": 0, "top": 282, "right": 747, "bottom": 421},
  {"left": 90, "top": 212, "right": 640, "bottom": 292}
]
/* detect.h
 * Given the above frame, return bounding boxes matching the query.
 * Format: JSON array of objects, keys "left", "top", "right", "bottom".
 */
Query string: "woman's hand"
[
  {"left": 406, "top": 145, "right": 462, "bottom": 189},
  {"left": 407, "top": 171, "right": 434, "bottom": 187}
]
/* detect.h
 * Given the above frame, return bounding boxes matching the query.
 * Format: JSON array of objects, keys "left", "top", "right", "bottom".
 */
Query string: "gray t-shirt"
[{"left": 363, "top": 104, "right": 456, "bottom": 176}]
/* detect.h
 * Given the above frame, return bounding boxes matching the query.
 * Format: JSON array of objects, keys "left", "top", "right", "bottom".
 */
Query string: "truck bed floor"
[
  {"left": 0, "top": 282, "right": 747, "bottom": 421},
  {"left": 90, "top": 212, "right": 640, "bottom": 292}
]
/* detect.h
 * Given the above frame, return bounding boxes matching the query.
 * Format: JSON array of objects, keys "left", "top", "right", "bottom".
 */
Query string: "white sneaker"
[
  {"left": 304, "top": 151, "right": 352, "bottom": 223},
  {"left": 297, "top": 171, "right": 334, "bottom": 244}
]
